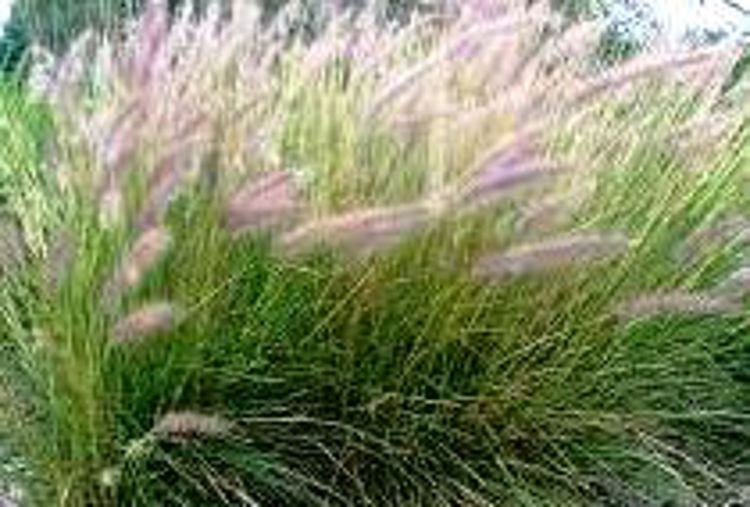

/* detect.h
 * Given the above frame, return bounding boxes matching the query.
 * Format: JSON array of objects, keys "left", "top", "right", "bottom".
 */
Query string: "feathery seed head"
[
  {"left": 225, "top": 171, "right": 301, "bottom": 236},
  {"left": 474, "top": 231, "right": 629, "bottom": 278},
  {"left": 613, "top": 291, "right": 741, "bottom": 321},
  {"left": 112, "top": 301, "right": 183, "bottom": 344},
  {"left": 121, "top": 228, "right": 173, "bottom": 288},
  {"left": 280, "top": 203, "right": 431, "bottom": 255},
  {"left": 569, "top": 49, "right": 724, "bottom": 108},
  {"left": 152, "top": 411, "right": 233, "bottom": 441},
  {"left": 457, "top": 158, "right": 565, "bottom": 208},
  {"left": 104, "top": 228, "right": 173, "bottom": 308},
  {"left": 134, "top": 147, "right": 203, "bottom": 232},
  {"left": 130, "top": 0, "right": 169, "bottom": 90},
  {"left": 101, "top": 100, "right": 146, "bottom": 174}
]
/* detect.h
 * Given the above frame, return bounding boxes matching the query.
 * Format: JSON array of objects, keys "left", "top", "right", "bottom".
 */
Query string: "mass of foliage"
[{"left": 0, "top": 0, "right": 749, "bottom": 505}]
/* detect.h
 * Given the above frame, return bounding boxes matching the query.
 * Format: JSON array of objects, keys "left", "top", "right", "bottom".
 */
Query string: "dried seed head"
[
  {"left": 225, "top": 171, "right": 300, "bottom": 236},
  {"left": 280, "top": 203, "right": 431, "bottom": 255},
  {"left": 474, "top": 231, "right": 629, "bottom": 278},
  {"left": 112, "top": 301, "right": 183, "bottom": 344},
  {"left": 152, "top": 411, "right": 233, "bottom": 441},
  {"left": 613, "top": 291, "right": 740, "bottom": 321}
]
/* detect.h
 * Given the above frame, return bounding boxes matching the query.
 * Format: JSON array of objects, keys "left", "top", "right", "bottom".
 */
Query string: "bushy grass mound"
[{"left": 1, "top": 1, "right": 749, "bottom": 505}]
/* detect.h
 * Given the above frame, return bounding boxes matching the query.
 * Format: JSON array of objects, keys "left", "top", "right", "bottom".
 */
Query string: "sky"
[
  {"left": 0, "top": 0, "right": 10, "bottom": 30},
  {"left": 610, "top": 0, "right": 750, "bottom": 47},
  {"left": 653, "top": 0, "right": 747, "bottom": 35},
  {"left": 0, "top": 0, "right": 748, "bottom": 44}
]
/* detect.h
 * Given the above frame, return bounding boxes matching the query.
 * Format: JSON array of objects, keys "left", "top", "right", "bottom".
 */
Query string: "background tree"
[{"left": 0, "top": 6, "right": 29, "bottom": 76}]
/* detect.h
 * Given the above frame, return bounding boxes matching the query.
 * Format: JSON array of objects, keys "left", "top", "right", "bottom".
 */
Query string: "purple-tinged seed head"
[
  {"left": 225, "top": 171, "right": 301, "bottom": 236},
  {"left": 121, "top": 227, "right": 173, "bottom": 288},
  {"left": 48, "top": 31, "right": 95, "bottom": 110},
  {"left": 473, "top": 136, "right": 540, "bottom": 174},
  {"left": 112, "top": 301, "right": 183, "bottom": 344},
  {"left": 103, "top": 227, "right": 173, "bottom": 308},
  {"left": 461, "top": 0, "right": 510, "bottom": 19},
  {"left": 474, "top": 231, "right": 629, "bottom": 278},
  {"left": 134, "top": 150, "right": 197, "bottom": 232},
  {"left": 517, "top": 180, "right": 594, "bottom": 233},
  {"left": 515, "top": 195, "right": 578, "bottom": 235},
  {"left": 362, "top": 17, "right": 524, "bottom": 123},
  {"left": 460, "top": 162, "right": 566, "bottom": 205},
  {"left": 101, "top": 99, "right": 146, "bottom": 174},
  {"left": 450, "top": 138, "right": 566, "bottom": 209},
  {"left": 613, "top": 291, "right": 741, "bottom": 321},
  {"left": 568, "top": 49, "right": 723, "bottom": 109},
  {"left": 280, "top": 203, "right": 431, "bottom": 256},
  {"left": 129, "top": 0, "right": 169, "bottom": 90}
]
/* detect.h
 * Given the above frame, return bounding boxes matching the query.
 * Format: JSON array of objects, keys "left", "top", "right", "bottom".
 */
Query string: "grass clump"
[{"left": 1, "top": 0, "right": 749, "bottom": 505}]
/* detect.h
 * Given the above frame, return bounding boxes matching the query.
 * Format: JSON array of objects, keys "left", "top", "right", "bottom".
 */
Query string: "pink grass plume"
[
  {"left": 103, "top": 227, "right": 173, "bottom": 308},
  {"left": 112, "top": 301, "right": 184, "bottom": 344},
  {"left": 280, "top": 203, "right": 431, "bottom": 256},
  {"left": 613, "top": 291, "right": 741, "bottom": 321},
  {"left": 225, "top": 171, "right": 301, "bottom": 236},
  {"left": 474, "top": 231, "right": 629, "bottom": 278}
]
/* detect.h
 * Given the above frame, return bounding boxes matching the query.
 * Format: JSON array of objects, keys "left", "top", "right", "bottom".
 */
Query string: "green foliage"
[
  {"left": 593, "top": 23, "right": 642, "bottom": 66},
  {"left": 0, "top": 82, "right": 55, "bottom": 242},
  {"left": 548, "top": 0, "right": 608, "bottom": 21},
  {"left": 723, "top": 44, "right": 750, "bottom": 94},
  {"left": 0, "top": 8, "right": 30, "bottom": 77},
  {"left": 3, "top": 120, "right": 749, "bottom": 504},
  {"left": 12, "top": 0, "right": 143, "bottom": 53}
]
